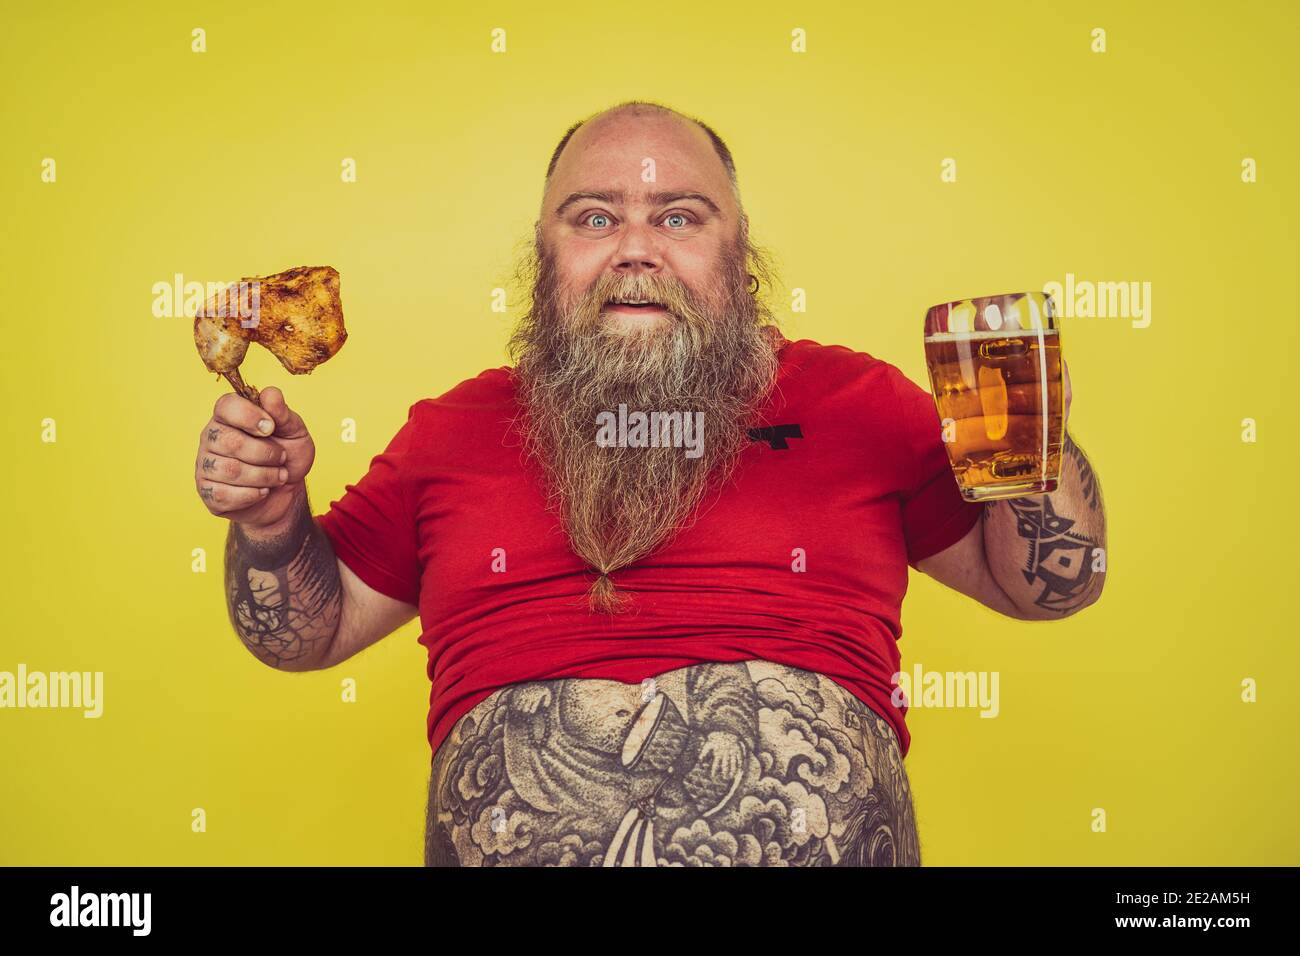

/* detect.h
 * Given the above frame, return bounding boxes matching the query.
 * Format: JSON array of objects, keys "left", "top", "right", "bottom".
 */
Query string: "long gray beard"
[{"left": 508, "top": 242, "right": 781, "bottom": 613}]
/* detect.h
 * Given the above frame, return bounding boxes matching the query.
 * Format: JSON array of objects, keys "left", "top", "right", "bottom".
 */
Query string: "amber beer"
[{"left": 923, "top": 292, "right": 1065, "bottom": 501}]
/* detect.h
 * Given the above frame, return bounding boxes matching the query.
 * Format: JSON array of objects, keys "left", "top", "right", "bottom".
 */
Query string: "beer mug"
[{"left": 923, "top": 291, "right": 1065, "bottom": 502}]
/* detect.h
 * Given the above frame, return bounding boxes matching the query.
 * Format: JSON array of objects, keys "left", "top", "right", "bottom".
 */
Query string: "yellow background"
[{"left": 1, "top": 0, "right": 1296, "bottom": 865}]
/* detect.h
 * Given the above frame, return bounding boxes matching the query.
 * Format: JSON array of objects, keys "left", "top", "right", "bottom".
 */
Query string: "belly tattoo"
[{"left": 425, "top": 661, "right": 920, "bottom": 866}]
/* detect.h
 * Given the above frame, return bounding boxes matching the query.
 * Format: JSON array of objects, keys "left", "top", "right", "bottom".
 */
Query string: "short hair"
[{"left": 544, "top": 100, "right": 741, "bottom": 205}]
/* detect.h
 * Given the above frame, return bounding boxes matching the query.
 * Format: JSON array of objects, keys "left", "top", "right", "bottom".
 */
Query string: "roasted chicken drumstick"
[{"left": 194, "top": 265, "right": 347, "bottom": 405}]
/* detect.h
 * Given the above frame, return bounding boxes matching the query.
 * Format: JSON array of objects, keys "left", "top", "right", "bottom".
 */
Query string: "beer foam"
[{"left": 924, "top": 328, "right": 1057, "bottom": 343}]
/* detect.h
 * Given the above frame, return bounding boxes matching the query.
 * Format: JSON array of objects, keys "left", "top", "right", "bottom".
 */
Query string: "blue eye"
[
  {"left": 586, "top": 213, "right": 611, "bottom": 228},
  {"left": 665, "top": 213, "right": 687, "bottom": 228}
]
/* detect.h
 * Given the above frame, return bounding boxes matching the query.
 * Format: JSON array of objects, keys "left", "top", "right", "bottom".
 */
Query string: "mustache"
[
  {"left": 534, "top": 238, "right": 759, "bottom": 342},
  {"left": 562, "top": 272, "right": 705, "bottom": 337}
]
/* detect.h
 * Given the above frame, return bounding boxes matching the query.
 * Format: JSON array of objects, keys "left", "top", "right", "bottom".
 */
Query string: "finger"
[
  {"left": 202, "top": 422, "right": 287, "bottom": 466},
  {"left": 258, "top": 387, "right": 307, "bottom": 439},
  {"left": 198, "top": 452, "right": 288, "bottom": 488},
  {"left": 197, "top": 479, "right": 269, "bottom": 513},
  {"left": 214, "top": 392, "right": 277, "bottom": 438}
]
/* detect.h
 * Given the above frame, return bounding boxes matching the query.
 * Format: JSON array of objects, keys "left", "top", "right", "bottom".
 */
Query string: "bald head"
[
  {"left": 545, "top": 101, "right": 741, "bottom": 204},
  {"left": 540, "top": 101, "right": 746, "bottom": 247}
]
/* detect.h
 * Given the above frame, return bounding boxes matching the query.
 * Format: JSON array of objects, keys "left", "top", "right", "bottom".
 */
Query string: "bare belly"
[{"left": 425, "top": 660, "right": 919, "bottom": 866}]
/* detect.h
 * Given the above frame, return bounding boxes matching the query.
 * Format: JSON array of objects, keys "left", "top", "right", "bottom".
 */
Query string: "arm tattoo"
[
  {"left": 983, "top": 429, "right": 1106, "bottom": 614},
  {"left": 223, "top": 492, "right": 343, "bottom": 668},
  {"left": 1001, "top": 495, "right": 1100, "bottom": 614}
]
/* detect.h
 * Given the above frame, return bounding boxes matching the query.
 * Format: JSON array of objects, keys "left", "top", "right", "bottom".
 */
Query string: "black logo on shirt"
[{"left": 747, "top": 424, "right": 803, "bottom": 450}]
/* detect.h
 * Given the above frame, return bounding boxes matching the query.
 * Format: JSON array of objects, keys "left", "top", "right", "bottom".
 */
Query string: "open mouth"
[{"left": 605, "top": 299, "right": 668, "bottom": 315}]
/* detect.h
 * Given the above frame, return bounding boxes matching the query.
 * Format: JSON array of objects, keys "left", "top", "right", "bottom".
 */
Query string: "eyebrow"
[{"left": 553, "top": 189, "right": 722, "bottom": 218}]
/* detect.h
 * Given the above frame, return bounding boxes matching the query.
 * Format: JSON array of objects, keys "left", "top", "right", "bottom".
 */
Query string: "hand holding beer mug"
[{"left": 924, "top": 291, "right": 1067, "bottom": 502}]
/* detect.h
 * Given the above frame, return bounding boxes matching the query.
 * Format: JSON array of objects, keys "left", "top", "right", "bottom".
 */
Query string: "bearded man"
[{"left": 196, "top": 100, "right": 1107, "bottom": 867}]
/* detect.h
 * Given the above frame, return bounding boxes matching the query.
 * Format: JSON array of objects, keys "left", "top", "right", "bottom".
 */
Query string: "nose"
[{"left": 609, "top": 221, "right": 664, "bottom": 278}]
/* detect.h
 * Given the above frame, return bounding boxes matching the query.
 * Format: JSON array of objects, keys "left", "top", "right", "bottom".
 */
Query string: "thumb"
[{"left": 258, "top": 386, "right": 303, "bottom": 436}]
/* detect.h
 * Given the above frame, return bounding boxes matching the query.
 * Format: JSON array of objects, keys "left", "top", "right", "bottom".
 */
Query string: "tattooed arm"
[
  {"left": 223, "top": 486, "right": 420, "bottom": 670},
  {"left": 224, "top": 486, "right": 344, "bottom": 670},
  {"left": 980, "top": 432, "right": 1107, "bottom": 618},
  {"left": 915, "top": 431, "right": 1107, "bottom": 621}
]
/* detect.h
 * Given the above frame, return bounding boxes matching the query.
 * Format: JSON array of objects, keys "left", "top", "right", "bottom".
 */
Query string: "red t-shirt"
[{"left": 315, "top": 331, "right": 983, "bottom": 759}]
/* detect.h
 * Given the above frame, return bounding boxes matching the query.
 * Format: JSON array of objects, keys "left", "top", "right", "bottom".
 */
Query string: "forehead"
[{"left": 543, "top": 111, "right": 736, "bottom": 217}]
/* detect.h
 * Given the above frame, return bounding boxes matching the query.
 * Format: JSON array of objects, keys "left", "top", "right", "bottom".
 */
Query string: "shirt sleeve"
[
  {"left": 314, "top": 403, "right": 422, "bottom": 606},
  {"left": 884, "top": 363, "right": 985, "bottom": 568}
]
